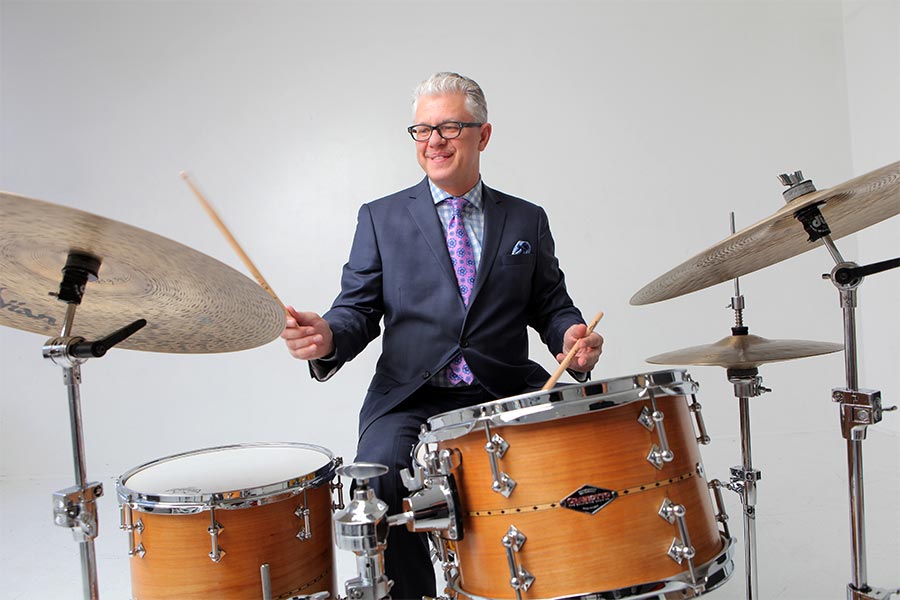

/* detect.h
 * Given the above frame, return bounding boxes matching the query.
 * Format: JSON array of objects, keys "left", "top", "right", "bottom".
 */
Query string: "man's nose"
[{"left": 427, "top": 128, "right": 447, "bottom": 146}]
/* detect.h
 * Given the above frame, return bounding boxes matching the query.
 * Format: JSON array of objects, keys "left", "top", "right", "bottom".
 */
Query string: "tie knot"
[{"left": 447, "top": 196, "right": 468, "bottom": 214}]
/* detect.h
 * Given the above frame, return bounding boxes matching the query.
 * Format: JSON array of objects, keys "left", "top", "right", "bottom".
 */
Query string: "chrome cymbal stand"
[
  {"left": 780, "top": 172, "right": 899, "bottom": 600},
  {"left": 41, "top": 252, "right": 145, "bottom": 600},
  {"left": 333, "top": 463, "right": 394, "bottom": 600},
  {"left": 721, "top": 223, "right": 770, "bottom": 600},
  {"left": 725, "top": 364, "right": 768, "bottom": 600}
]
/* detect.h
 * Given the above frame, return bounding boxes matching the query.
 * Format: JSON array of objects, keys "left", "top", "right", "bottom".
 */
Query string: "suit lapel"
[
  {"left": 407, "top": 178, "right": 459, "bottom": 289},
  {"left": 469, "top": 184, "right": 506, "bottom": 308}
]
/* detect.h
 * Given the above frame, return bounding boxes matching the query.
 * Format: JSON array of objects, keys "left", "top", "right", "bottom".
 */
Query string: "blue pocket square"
[{"left": 511, "top": 240, "right": 532, "bottom": 255}]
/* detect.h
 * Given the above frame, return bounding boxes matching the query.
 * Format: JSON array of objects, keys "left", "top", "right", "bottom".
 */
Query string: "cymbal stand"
[
  {"left": 41, "top": 252, "right": 146, "bottom": 600},
  {"left": 720, "top": 216, "right": 770, "bottom": 600},
  {"left": 333, "top": 463, "right": 394, "bottom": 600},
  {"left": 779, "top": 172, "right": 899, "bottom": 600}
]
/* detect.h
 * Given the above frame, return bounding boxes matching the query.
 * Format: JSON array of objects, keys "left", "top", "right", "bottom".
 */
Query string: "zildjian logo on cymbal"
[{"left": 0, "top": 287, "right": 58, "bottom": 326}]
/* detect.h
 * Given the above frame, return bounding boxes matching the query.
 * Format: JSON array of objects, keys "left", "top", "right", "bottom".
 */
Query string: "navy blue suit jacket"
[{"left": 312, "top": 178, "right": 586, "bottom": 436}]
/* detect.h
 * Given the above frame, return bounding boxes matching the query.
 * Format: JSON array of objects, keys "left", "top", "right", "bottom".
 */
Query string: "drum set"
[{"left": 0, "top": 160, "right": 897, "bottom": 600}]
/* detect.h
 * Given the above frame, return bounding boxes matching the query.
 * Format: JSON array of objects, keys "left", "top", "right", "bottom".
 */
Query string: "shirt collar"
[{"left": 428, "top": 178, "right": 483, "bottom": 210}]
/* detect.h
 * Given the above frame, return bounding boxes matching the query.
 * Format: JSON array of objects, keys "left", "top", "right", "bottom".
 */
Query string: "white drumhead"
[{"left": 124, "top": 443, "right": 332, "bottom": 495}]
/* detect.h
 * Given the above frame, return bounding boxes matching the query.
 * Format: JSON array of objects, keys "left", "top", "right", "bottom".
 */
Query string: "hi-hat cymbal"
[
  {"left": 631, "top": 161, "right": 900, "bottom": 305},
  {"left": 646, "top": 333, "right": 843, "bottom": 369},
  {"left": 0, "top": 191, "right": 284, "bottom": 353}
]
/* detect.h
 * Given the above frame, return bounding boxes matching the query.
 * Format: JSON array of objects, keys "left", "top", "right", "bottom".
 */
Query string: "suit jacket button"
[
  {"left": 460, "top": 339, "right": 469, "bottom": 348},
  {"left": 422, "top": 371, "right": 431, "bottom": 380}
]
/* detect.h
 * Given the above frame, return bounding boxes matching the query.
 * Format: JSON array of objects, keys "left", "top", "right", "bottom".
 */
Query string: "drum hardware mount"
[
  {"left": 333, "top": 463, "right": 394, "bottom": 600},
  {"left": 207, "top": 507, "right": 226, "bottom": 562},
  {"left": 707, "top": 480, "right": 732, "bottom": 540},
  {"left": 41, "top": 251, "right": 148, "bottom": 600},
  {"left": 501, "top": 524, "right": 535, "bottom": 599},
  {"left": 640, "top": 392, "right": 676, "bottom": 470},
  {"left": 119, "top": 504, "right": 146, "bottom": 558},
  {"left": 427, "top": 530, "right": 459, "bottom": 599},
  {"left": 398, "top": 447, "right": 465, "bottom": 541},
  {"left": 783, "top": 171, "right": 900, "bottom": 600},
  {"left": 689, "top": 395, "right": 712, "bottom": 445},
  {"left": 296, "top": 489, "right": 313, "bottom": 541},
  {"left": 659, "top": 499, "right": 700, "bottom": 587},
  {"left": 482, "top": 420, "right": 516, "bottom": 497},
  {"left": 332, "top": 477, "right": 346, "bottom": 511}
]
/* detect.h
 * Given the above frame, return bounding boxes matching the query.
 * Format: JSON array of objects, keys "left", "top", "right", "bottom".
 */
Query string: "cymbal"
[
  {"left": 0, "top": 191, "right": 284, "bottom": 353},
  {"left": 646, "top": 333, "right": 843, "bottom": 369},
  {"left": 631, "top": 161, "right": 900, "bottom": 305}
]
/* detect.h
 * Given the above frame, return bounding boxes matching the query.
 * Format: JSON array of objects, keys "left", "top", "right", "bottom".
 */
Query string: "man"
[{"left": 282, "top": 72, "right": 603, "bottom": 598}]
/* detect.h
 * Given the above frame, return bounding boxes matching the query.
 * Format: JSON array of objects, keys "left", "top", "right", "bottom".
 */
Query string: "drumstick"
[
  {"left": 180, "top": 171, "right": 289, "bottom": 316},
  {"left": 542, "top": 310, "right": 604, "bottom": 391}
]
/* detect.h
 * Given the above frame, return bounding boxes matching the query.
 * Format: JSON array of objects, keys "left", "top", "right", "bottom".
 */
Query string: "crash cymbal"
[
  {"left": 646, "top": 333, "right": 843, "bottom": 369},
  {"left": 0, "top": 191, "right": 284, "bottom": 353},
  {"left": 631, "top": 161, "right": 900, "bottom": 305}
]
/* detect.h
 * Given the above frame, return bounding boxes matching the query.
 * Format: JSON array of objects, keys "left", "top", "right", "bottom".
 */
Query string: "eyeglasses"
[{"left": 407, "top": 121, "right": 483, "bottom": 141}]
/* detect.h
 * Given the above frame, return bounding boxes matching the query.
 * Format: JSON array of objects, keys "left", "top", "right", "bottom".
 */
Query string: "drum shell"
[
  {"left": 118, "top": 444, "right": 338, "bottom": 600},
  {"left": 439, "top": 391, "right": 722, "bottom": 598}
]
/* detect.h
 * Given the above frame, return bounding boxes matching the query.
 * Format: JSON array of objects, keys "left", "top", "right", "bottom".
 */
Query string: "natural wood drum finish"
[
  {"left": 129, "top": 485, "right": 336, "bottom": 599},
  {"left": 442, "top": 394, "right": 723, "bottom": 599}
]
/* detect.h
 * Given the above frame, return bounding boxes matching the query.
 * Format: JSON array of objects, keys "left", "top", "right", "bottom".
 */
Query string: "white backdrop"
[{"left": 1, "top": 1, "right": 897, "bottom": 599}]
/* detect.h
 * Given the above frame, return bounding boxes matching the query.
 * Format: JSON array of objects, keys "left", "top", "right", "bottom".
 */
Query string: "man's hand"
[
  {"left": 281, "top": 306, "right": 335, "bottom": 360},
  {"left": 556, "top": 323, "right": 603, "bottom": 372}
]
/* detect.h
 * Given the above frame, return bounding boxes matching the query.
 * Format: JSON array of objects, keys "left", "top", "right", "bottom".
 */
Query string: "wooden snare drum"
[
  {"left": 418, "top": 370, "right": 734, "bottom": 600},
  {"left": 117, "top": 442, "right": 341, "bottom": 600}
]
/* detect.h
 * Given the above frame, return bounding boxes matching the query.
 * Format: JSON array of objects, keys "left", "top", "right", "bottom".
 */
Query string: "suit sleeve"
[
  {"left": 309, "top": 204, "right": 384, "bottom": 380},
  {"left": 526, "top": 207, "right": 586, "bottom": 357}
]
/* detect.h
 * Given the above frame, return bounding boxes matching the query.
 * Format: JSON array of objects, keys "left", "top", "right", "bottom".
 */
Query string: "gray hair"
[{"left": 412, "top": 72, "right": 488, "bottom": 123}]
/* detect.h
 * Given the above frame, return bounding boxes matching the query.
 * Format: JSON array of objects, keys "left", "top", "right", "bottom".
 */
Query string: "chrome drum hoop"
[
  {"left": 116, "top": 442, "right": 341, "bottom": 514},
  {"left": 420, "top": 369, "right": 698, "bottom": 445}
]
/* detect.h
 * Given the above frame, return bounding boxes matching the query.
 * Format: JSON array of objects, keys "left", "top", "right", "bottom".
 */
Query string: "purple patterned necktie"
[{"left": 446, "top": 197, "right": 476, "bottom": 385}]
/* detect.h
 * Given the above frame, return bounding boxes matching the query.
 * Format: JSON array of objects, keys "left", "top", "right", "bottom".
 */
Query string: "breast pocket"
[{"left": 501, "top": 253, "right": 535, "bottom": 267}]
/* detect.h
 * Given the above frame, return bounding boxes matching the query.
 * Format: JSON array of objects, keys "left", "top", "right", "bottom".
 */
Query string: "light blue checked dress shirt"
[{"left": 428, "top": 178, "right": 484, "bottom": 387}]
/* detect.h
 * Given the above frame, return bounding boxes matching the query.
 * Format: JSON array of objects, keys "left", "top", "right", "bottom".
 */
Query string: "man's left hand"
[{"left": 557, "top": 323, "right": 604, "bottom": 372}]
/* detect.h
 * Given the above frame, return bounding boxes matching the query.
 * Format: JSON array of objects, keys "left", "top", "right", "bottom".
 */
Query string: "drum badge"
[{"left": 560, "top": 485, "right": 617, "bottom": 515}]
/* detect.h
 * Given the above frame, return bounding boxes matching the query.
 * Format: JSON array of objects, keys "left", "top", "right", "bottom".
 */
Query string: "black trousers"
[{"left": 354, "top": 384, "right": 497, "bottom": 600}]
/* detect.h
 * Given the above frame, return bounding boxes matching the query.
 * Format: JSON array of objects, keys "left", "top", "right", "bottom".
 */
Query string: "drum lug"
[
  {"left": 295, "top": 490, "right": 313, "bottom": 541},
  {"left": 689, "top": 394, "right": 712, "bottom": 445},
  {"left": 119, "top": 503, "right": 146, "bottom": 558},
  {"left": 484, "top": 424, "right": 516, "bottom": 497},
  {"left": 132, "top": 543, "right": 146, "bottom": 559},
  {"left": 331, "top": 478, "right": 345, "bottom": 511},
  {"left": 207, "top": 507, "right": 226, "bottom": 562},
  {"left": 642, "top": 394, "right": 675, "bottom": 470},
  {"left": 707, "top": 479, "right": 732, "bottom": 539},
  {"left": 659, "top": 499, "right": 698, "bottom": 584},
  {"left": 501, "top": 525, "right": 534, "bottom": 599}
]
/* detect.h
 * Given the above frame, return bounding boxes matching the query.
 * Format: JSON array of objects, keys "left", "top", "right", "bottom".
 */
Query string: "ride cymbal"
[
  {"left": 646, "top": 333, "right": 843, "bottom": 370},
  {"left": 631, "top": 161, "right": 900, "bottom": 305},
  {"left": 0, "top": 191, "right": 284, "bottom": 353}
]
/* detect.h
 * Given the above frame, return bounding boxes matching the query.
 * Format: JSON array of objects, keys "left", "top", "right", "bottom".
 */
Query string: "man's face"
[{"left": 413, "top": 92, "right": 491, "bottom": 197}]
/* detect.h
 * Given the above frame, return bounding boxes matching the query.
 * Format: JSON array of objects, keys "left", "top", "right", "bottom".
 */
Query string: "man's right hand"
[{"left": 281, "top": 306, "right": 335, "bottom": 360}]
